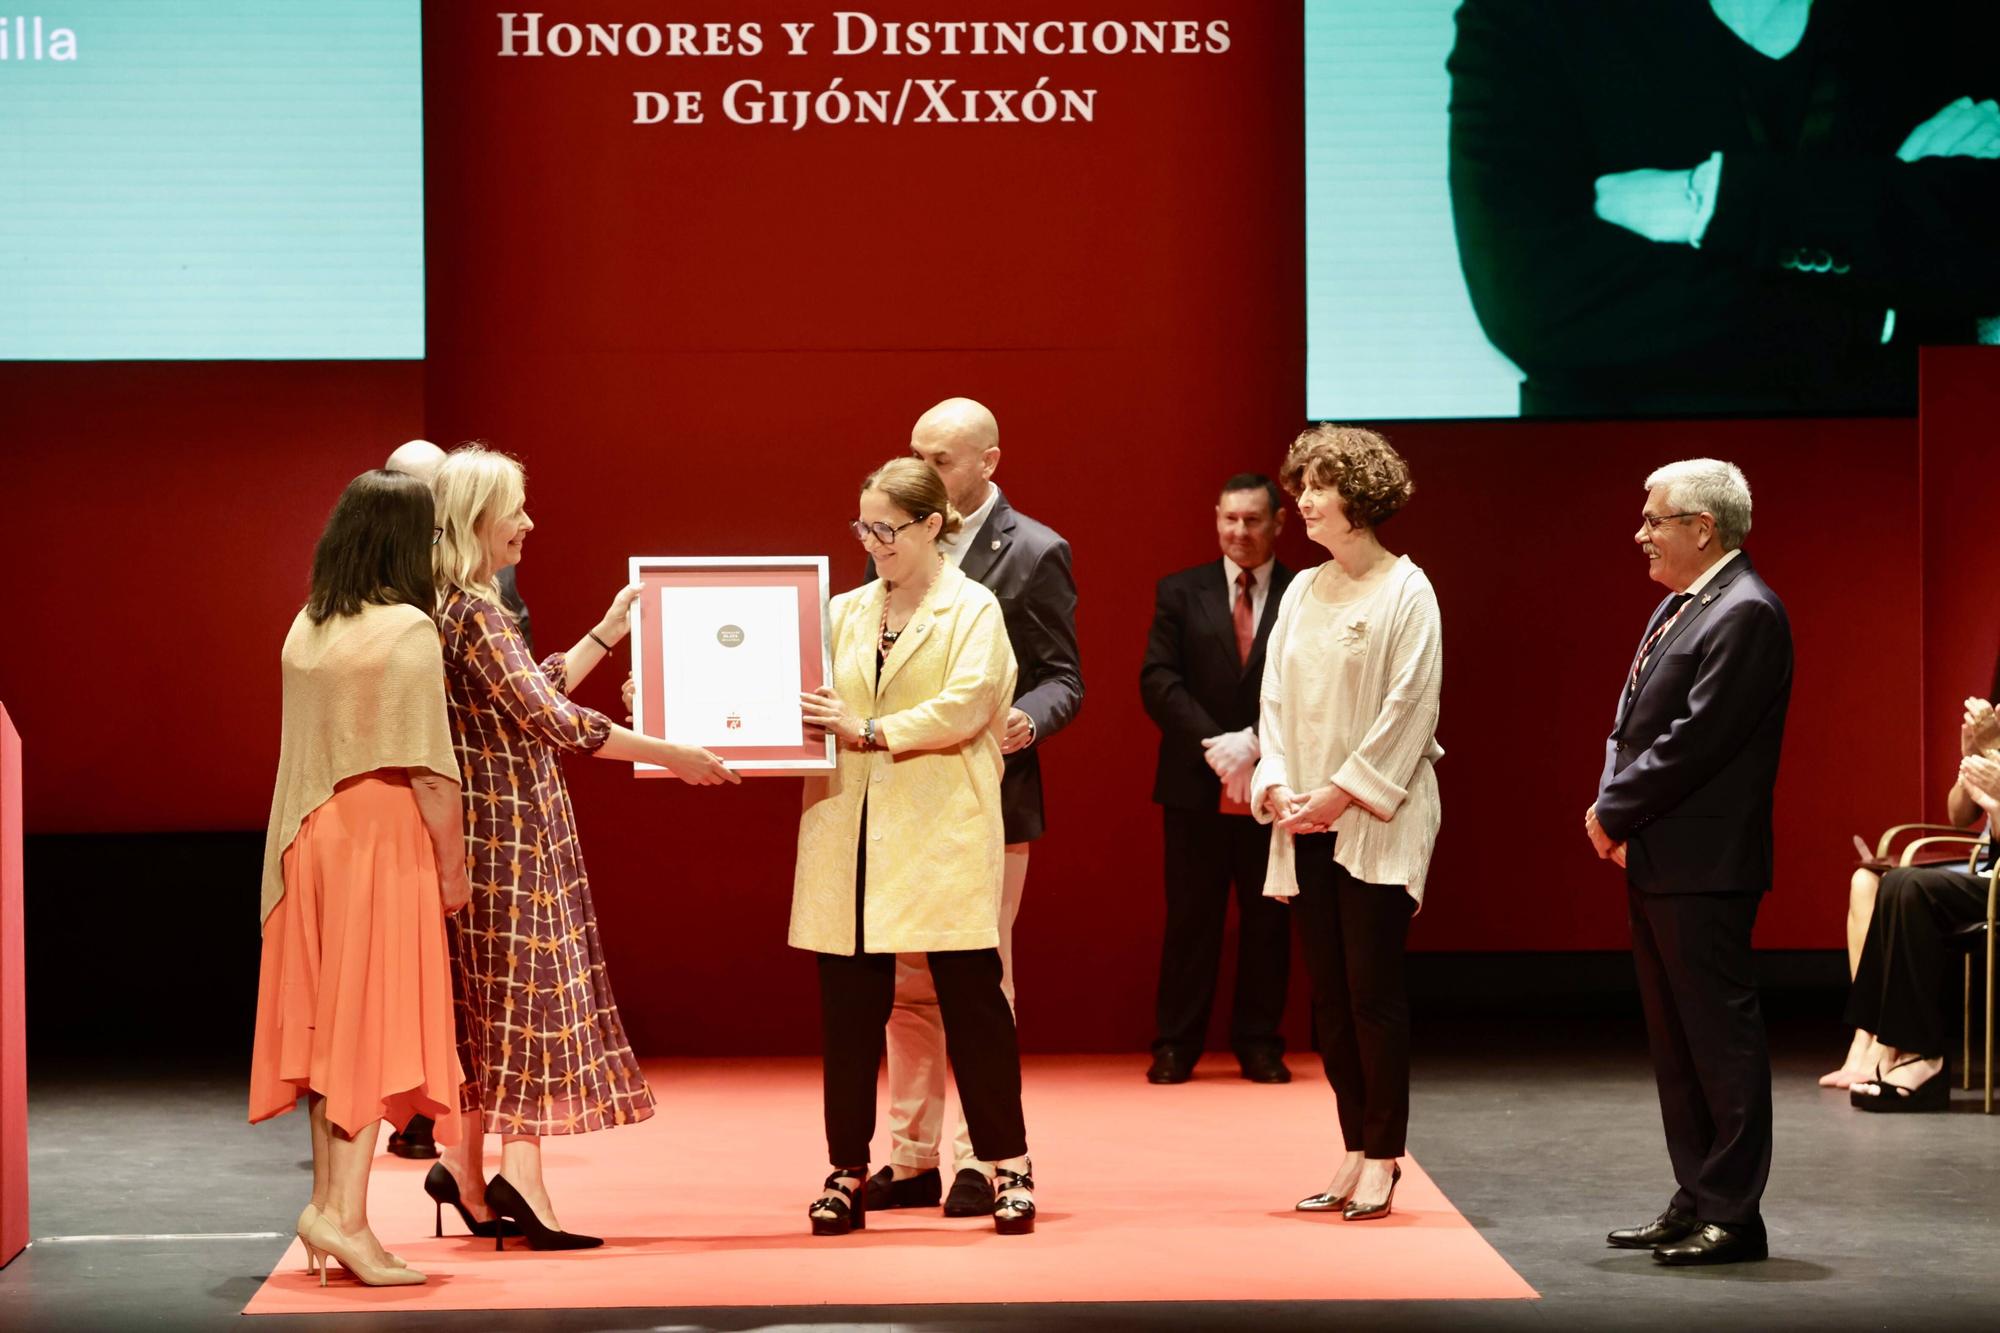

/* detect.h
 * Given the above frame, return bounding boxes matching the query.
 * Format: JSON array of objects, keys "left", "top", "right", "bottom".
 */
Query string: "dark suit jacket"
[
  {"left": 1449, "top": 0, "right": 2000, "bottom": 416},
  {"left": 1595, "top": 553, "right": 1792, "bottom": 896},
  {"left": 867, "top": 487, "right": 1082, "bottom": 843},
  {"left": 1140, "top": 559, "right": 1294, "bottom": 811}
]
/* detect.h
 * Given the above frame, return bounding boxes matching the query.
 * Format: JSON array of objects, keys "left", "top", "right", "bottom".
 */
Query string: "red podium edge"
[{"left": 0, "top": 704, "right": 26, "bottom": 1267}]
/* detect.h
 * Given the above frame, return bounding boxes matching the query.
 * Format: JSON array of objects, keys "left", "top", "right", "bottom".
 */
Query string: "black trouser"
[
  {"left": 1628, "top": 888, "right": 1771, "bottom": 1227},
  {"left": 1152, "top": 807, "right": 1291, "bottom": 1062},
  {"left": 1291, "top": 833, "right": 1413, "bottom": 1158},
  {"left": 1844, "top": 864, "right": 1988, "bottom": 1057},
  {"left": 816, "top": 813, "right": 1027, "bottom": 1168}
]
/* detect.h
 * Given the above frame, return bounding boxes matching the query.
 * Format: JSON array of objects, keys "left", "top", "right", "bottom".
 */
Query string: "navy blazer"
[
  {"left": 1595, "top": 552, "right": 1792, "bottom": 896},
  {"left": 868, "top": 487, "right": 1083, "bottom": 843},
  {"left": 1140, "top": 559, "right": 1294, "bottom": 811}
]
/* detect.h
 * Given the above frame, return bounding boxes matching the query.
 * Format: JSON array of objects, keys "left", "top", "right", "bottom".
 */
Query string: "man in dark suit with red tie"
[
  {"left": 1586, "top": 459, "right": 1792, "bottom": 1267},
  {"left": 1142, "top": 474, "right": 1297, "bottom": 1085}
]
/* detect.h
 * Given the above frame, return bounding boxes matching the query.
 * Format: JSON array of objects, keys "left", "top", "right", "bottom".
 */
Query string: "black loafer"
[
  {"left": 1653, "top": 1221, "right": 1768, "bottom": 1266},
  {"left": 942, "top": 1168, "right": 996, "bottom": 1217},
  {"left": 387, "top": 1115, "right": 439, "bottom": 1160},
  {"left": 863, "top": 1165, "right": 942, "bottom": 1210},
  {"left": 1239, "top": 1052, "right": 1292, "bottom": 1084},
  {"left": 1607, "top": 1207, "right": 1697, "bottom": 1249},
  {"left": 1146, "top": 1050, "right": 1194, "bottom": 1084}
]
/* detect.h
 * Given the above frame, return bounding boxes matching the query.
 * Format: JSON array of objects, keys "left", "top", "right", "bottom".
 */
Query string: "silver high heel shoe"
[{"left": 1295, "top": 1186, "right": 1354, "bottom": 1212}]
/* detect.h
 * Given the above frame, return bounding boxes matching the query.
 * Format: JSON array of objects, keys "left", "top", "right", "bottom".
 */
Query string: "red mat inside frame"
[{"left": 244, "top": 1056, "right": 1536, "bottom": 1314}]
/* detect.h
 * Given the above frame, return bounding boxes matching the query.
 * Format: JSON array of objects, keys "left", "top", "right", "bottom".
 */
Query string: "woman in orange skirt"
[{"left": 249, "top": 469, "right": 472, "bottom": 1287}]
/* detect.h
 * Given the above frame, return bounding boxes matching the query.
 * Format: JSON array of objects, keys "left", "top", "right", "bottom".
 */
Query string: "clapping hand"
[
  {"left": 800, "top": 686, "right": 864, "bottom": 746},
  {"left": 1898, "top": 97, "right": 2000, "bottom": 162},
  {"left": 1276, "top": 784, "right": 1353, "bottom": 835},
  {"left": 1962, "top": 697, "right": 2000, "bottom": 757},
  {"left": 1960, "top": 753, "right": 2000, "bottom": 818}
]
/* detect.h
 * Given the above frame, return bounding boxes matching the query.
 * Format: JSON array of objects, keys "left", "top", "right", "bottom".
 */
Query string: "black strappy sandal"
[
  {"left": 993, "top": 1161, "right": 1036, "bottom": 1236},
  {"left": 809, "top": 1166, "right": 869, "bottom": 1236},
  {"left": 1850, "top": 1056, "right": 1950, "bottom": 1113}
]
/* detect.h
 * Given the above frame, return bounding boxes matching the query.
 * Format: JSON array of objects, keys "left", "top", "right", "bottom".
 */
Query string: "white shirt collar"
[
  {"left": 945, "top": 483, "right": 1002, "bottom": 568},
  {"left": 1221, "top": 554, "right": 1274, "bottom": 593},
  {"left": 1680, "top": 547, "right": 1743, "bottom": 600}
]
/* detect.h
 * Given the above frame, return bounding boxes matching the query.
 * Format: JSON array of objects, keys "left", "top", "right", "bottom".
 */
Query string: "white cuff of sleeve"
[{"left": 1687, "top": 151, "right": 1723, "bottom": 249}]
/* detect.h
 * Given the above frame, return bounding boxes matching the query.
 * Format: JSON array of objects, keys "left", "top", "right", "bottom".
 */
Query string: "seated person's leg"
[
  {"left": 1846, "top": 865, "right": 1987, "bottom": 1105},
  {"left": 1821, "top": 867, "right": 1883, "bottom": 1088}
]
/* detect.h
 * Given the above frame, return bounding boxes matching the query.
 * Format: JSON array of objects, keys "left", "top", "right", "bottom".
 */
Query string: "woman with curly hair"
[{"left": 1251, "top": 424, "right": 1442, "bottom": 1223}]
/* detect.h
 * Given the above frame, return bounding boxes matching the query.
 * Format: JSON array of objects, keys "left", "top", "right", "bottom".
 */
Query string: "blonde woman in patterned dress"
[{"left": 426, "top": 444, "right": 739, "bottom": 1250}]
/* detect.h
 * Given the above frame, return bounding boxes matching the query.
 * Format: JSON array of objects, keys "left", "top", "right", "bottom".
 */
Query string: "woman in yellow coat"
[{"left": 793, "top": 457, "right": 1037, "bottom": 1237}]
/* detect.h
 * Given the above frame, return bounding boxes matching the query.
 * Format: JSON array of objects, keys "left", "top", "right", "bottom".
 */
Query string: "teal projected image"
[
  {"left": 1308, "top": 1, "right": 2000, "bottom": 420},
  {"left": 0, "top": 2, "right": 422, "bottom": 360}
]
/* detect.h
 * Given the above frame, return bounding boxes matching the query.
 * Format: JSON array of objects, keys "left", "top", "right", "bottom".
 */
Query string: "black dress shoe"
[
  {"left": 1652, "top": 1221, "right": 1769, "bottom": 1266},
  {"left": 1146, "top": 1050, "right": 1194, "bottom": 1084},
  {"left": 863, "top": 1165, "right": 942, "bottom": 1210},
  {"left": 942, "top": 1167, "right": 996, "bottom": 1217},
  {"left": 387, "top": 1115, "right": 439, "bottom": 1160},
  {"left": 1239, "top": 1052, "right": 1292, "bottom": 1084},
  {"left": 1606, "top": 1207, "right": 1698, "bottom": 1250}
]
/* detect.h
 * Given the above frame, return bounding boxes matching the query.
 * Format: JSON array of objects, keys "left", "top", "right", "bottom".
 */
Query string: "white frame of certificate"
[{"left": 626, "top": 555, "right": 836, "bottom": 775}]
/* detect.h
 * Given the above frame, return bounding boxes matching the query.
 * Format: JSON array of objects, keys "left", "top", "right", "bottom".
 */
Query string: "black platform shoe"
[
  {"left": 863, "top": 1165, "right": 941, "bottom": 1210},
  {"left": 423, "top": 1163, "right": 523, "bottom": 1239},
  {"left": 485, "top": 1173, "right": 602, "bottom": 1251},
  {"left": 809, "top": 1166, "right": 868, "bottom": 1236},
  {"left": 1850, "top": 1056, "right": 1950, "bottom": 1113},
  {"left": 993, "top": 1162, "right": 1036, "bottom": 1236}
]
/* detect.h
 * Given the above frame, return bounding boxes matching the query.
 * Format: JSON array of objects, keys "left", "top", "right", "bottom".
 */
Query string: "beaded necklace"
[{"left": 879, "top": 552, "right": 944, "bottom": 656}]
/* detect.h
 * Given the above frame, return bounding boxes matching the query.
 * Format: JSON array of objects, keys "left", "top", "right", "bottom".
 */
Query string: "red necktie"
[
  {"left": 1220, "top": 569, "right": 1258, "bottom": 815},
  {"left": 1629, "top": 593, "right": 1692, "bottom": 693},
  {"left": 1233, "top": 569, "right": 1256, "bottom": 667}
]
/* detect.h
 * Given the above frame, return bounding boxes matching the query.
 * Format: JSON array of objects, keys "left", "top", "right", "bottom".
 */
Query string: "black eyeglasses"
[
  {"left": 1639, "top": 512, "right": 1702, "bottom": 533},
  {"left": 850, "top": 517, "right": 925, "bottom": 545}
]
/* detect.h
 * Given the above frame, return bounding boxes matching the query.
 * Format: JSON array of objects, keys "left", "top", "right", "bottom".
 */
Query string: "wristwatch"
[{"left": 861, "top": 718, "right": 876, "bottom": 750}]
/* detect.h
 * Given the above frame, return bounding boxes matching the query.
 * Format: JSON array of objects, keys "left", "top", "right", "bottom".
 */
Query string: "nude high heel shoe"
[
  {"left": 299, "top": 1203, "right": 406, "bottom": 1275},
  {"left": 302, "top": 1214, "right": 427, "bottom": 1287}
]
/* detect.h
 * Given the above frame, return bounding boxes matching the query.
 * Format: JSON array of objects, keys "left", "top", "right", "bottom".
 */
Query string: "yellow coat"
[{"left": 789, "top": 562, "right": 1018, "bottom": 955}]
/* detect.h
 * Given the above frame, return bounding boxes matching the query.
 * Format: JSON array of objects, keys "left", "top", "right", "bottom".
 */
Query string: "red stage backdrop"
[{"left": 1, "top": 5, "right": 1990, "bottom": 1054}]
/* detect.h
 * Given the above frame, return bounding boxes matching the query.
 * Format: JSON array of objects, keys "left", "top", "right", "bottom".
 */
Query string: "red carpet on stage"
[{"left": 243, "top": 1056, "right": 1535, "bottom": 1314}]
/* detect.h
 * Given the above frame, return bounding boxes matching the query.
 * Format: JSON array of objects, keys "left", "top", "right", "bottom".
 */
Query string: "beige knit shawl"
[{"left": 259, "top": 602, "right": 459, "bottom": 924}]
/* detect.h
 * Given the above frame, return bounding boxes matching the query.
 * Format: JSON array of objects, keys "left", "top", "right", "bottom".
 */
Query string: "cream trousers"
[{"left": 887, "top": 843, "right": 1028, "bottom": 1175}]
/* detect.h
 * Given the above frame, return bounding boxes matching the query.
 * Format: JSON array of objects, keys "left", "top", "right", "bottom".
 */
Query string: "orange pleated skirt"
[{"left": 249, "top": 770, "right": 463, "bottom": 1144}]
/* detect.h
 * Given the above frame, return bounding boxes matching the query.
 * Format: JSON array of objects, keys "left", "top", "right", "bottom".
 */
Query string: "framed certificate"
[{"left": 627, "top": 556, "right": 835, "bottom": 776}]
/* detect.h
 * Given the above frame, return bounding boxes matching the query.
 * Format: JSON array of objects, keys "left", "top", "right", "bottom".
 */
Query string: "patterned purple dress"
[{"left": 439, "top": 590, "right": 654, "bottom": 1135}]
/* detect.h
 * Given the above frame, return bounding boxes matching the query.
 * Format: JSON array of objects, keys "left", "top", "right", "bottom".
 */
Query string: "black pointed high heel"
[
  {"left": 485, "top": 1173, "right": 602, "bottom": 1251},
  {"left": 1343, "top": 1163, "right": 1401, "bottom": 1221},
  {"left": 423, "top": 1163, "right": 522, "bottom": 1239},
  {"left": 809, "top": 1166, "right": 869, "bottom": 1236},
  {"left": 993, "top": 1161, "right": 1036, "bottom": 1236}
]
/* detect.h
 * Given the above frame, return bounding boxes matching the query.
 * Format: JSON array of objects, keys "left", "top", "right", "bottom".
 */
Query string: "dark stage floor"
[{"left": 3, "top": 1018, "right": 1996, "bottom": 1332}]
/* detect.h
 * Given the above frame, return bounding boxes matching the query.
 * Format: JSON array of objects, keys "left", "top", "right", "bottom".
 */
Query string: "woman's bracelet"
[{"left": 588, "top": 629, "right": 614, "bottom": 652}]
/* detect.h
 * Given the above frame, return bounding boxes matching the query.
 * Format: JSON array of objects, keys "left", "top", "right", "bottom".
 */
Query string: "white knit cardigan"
[{"left": 1250, "top": 556, "right": 1444, "bottom": 906}]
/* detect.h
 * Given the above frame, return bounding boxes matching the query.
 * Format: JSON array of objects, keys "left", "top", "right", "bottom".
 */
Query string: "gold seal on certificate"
[{"left": 626, "top": 557, "right": 835, "bottom": 775}]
